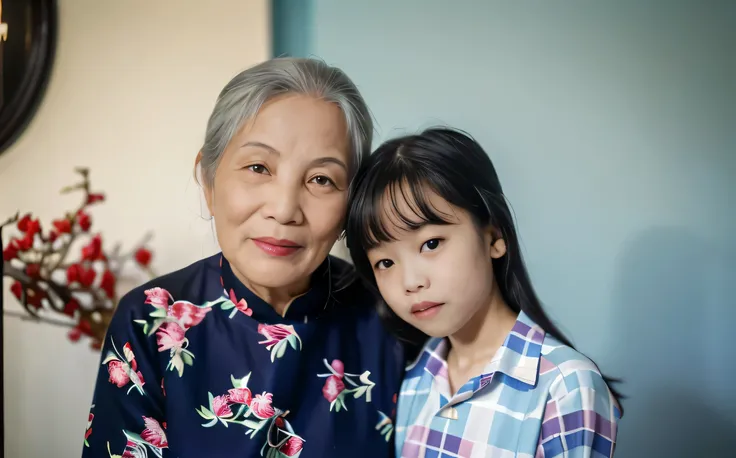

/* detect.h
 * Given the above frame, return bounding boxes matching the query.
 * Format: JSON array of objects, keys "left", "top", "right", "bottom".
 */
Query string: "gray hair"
[{"left": 198, "top": 57, "right": 374, "bottom": 188}]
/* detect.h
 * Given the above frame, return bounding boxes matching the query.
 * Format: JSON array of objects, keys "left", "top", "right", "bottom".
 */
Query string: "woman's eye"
[
  {"left": 374, "top": 259, "right": 394, "bottom": 270},
  {"left": 246, "top": 164, "right": 269, "bottom": 175},
  {"left": 310, "top": 175, "right": 335, "bottom": 187},
  {"left": 421, "top": 238, "right": 442, "bottom": 252}
]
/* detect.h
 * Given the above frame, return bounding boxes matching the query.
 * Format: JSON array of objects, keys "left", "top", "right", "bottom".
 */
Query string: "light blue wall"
[
  {"left": 271, "top": 0, "right": 313, "bottom": 58},
  {"left": 299, "top": 1, "right": 734, "bottom": 456}
]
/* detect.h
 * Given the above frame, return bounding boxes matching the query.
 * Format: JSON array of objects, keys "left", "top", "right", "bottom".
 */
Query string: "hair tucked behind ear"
[{"left": 345, "top": 127, "right": 625, "bottom": 415}]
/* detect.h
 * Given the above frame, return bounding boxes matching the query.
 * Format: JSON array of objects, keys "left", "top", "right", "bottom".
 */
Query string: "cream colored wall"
[{"left": 0, "top": 1, "right": 269, "bottom": 456}]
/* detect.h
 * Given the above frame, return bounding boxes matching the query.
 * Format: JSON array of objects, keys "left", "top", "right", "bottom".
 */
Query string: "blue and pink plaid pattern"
[{"left": 395, "top": 311, "right": 621, "bottom": 458}]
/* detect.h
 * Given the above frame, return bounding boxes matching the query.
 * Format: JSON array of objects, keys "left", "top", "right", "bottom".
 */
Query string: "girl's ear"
[
  {"left": 490, "top": 237, "right": 507, "bottom": 259},
  {"left": 484, "top": 226, "right": 507, "bottom": 259}
]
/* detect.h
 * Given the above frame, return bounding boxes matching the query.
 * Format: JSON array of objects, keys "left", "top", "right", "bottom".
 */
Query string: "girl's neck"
[{"left": 446, "top": 283, "right": 518, "bottom": 393}]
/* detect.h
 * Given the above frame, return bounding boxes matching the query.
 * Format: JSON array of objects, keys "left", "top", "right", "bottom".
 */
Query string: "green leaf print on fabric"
[{"left": 375, "top": 411, "right": 394, "bottom": 442}]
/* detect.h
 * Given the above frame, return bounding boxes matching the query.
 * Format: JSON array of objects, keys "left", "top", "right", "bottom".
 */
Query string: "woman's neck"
[
  {"left": 446, "top": 283, "right": 518, "bottom": 393},
  {"left": 231, "top": 265, "right": 310, "bottom": 317}
]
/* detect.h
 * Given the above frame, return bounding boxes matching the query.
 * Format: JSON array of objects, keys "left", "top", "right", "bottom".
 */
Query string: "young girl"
[{"left": 345, "top": 127, "right": 623, "bottom": 458}]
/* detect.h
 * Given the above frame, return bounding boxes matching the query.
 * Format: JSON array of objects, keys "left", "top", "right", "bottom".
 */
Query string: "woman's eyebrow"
[
  {"left": 310, "top": 156, "right": 347, "bottom": 171},
  {"left": 241, "top": 141, "right": 280, "bottom": 155}
]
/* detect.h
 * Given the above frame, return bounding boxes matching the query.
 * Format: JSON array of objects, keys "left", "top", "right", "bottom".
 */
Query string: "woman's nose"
[{"left": 261, "top": 182, "right": 304, "bottom": 225}]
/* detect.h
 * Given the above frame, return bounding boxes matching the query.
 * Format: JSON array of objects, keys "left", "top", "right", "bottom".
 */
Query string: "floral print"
[
  {"left": 140, "top": 417, "right": 168, "bottom": 448},
  {"left": 317, "top": 359, "right": 375, "bottom": 412},
  {"left": 102, "top": 340, "right": 145, "bottom": 395},
  {"left": 257, "top": 324, "right": 302, "bottom": 361},
  {"left": 375, "top": 411, "right": 394, "bottom": 442},
  {"left": 251, "top": 392, "right": 277, "bottom": 419},
  {"left": 196, "top": 372, "right": 305, "bottom": 457},
  {"left": 264, "top": 417, "right": 305, "bottom": 458},
  {"left": 133, "top": 286, "right": 304, "bottom": 378},
  {"left": 106, "top": 417, "right": 168, "bottom": 458},
  {"left": 84, "top": 408, "right": 94, "bottom": 447},
  {"left": 221, "top": 288, "right": 254, "bottom": 317},
  {"left": 134, "top": 285, "right": 304, "bottom": 378},
  {"left": 83, "top": 253, "right": 402, "bottom": 458},
  {"left": 135, "top": 287, "right": 214, "bottom": 377}
]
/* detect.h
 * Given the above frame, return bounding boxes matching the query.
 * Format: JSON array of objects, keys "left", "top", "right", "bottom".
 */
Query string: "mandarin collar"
[{"left": 218, "top": 254, "right": 332, "bottom": 324}]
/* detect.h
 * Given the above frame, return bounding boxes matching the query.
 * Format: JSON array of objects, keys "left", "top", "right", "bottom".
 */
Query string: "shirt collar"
[
  {"left": 481, "top": 310, "right": 545, "bottom": 386},
  {"left": 420, "top": 310, "right": 546, "bottom": 391},
  {"left": 218, "top": 254, "right": 332, "bottom": 324}
]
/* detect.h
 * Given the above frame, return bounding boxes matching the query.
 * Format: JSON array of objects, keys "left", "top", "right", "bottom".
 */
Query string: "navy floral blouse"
[{"left": 82, "top": 253, "right": 405, "bottom": 458}]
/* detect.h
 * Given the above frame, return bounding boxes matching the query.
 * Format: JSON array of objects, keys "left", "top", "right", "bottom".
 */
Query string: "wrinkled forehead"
[{"left": 236, "top": 94, "right": 351, "bottom": 163}]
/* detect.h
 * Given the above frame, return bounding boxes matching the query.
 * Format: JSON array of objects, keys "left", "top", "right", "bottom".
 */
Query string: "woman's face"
[{"left": 203, "top": 94, "right": 351, "bottom": 295}]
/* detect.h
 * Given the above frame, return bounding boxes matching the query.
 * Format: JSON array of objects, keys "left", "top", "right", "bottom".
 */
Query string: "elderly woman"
[{"left": 82, "top": 58, "right": 405, "bottom": 458}]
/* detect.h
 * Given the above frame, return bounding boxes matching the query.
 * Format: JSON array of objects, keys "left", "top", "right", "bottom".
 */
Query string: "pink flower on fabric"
[
  {"left": 169, "top": 301, "right": 211, "bottom": 329},
  {"left": 257, "top": 324, "right": 295, "bottom": 348},
  {"left": 144, "top": 287, "right": 172, "bottom": 308},
  {"left": 84, "top": 412, "right": 93, "bottom": 442},
  {"left": 212, "top": 395, "right": 233, "bottom": 418},
  {"left": 141, "top": 417, "right": 168, "bottom": 448},
  {"left": 123, "top": 342, "right": 138, "bottom": 371},
  {"left": 107, "top": 360, "right": 130, "bottom": 387},
  {"left": 228, "top": 387, "right": 252, "bottom": 405},
  {"left": 330, "top": 359, "right": 344, "bottom": 378},
  {"left": 322, "top": 375, "right": 345, "bottom": 403},
  {"left": 279, "top": 436, "right": 305, "bottom": 456},
  {"left": 121, "top": 446, "right": 139, "bottom": 458},
  {"left": 229, "top": 289, "right": 253, "bottom": 316},
  {"left": 155, "top": 322, "right": 185, "bottom": 352},
  {"left": 251, "top": 392, "right": 276, "bottom": 419}
]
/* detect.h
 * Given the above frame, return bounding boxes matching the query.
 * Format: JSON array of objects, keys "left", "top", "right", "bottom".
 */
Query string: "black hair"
[{"left": 345, "top": 127, "right": 624, "bottom": 414}]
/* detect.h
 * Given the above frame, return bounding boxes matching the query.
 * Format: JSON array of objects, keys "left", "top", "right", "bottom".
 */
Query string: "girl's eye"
[
  {"left": 421, "top": 238, "right": 442, "bottom": 252},
  {"left": 374, "top": 259, "right": 394, "bottom": 270},
  {"left": 246, "top": 164, "right": 270, "bottom": 175},
  {"left": 309, "top": 175, "right": 336, "bottom": 187}
]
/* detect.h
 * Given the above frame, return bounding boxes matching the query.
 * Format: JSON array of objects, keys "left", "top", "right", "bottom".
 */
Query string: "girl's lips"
[{"left": 410, "top": 301, "right": 444, "bottom": 319}]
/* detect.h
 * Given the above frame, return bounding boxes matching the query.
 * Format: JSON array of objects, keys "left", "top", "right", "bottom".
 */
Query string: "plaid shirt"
[{"left": 395, "top": 311, "right": 621, "bottom": 458}]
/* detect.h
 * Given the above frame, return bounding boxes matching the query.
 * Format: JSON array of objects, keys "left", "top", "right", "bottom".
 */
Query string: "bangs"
[{"left": 349, "top": 159, "right": 455, "bottom": 250}]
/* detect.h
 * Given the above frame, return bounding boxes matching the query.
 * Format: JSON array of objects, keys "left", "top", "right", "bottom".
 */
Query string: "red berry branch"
[{"left": 1, "top": 168, "right": 156, "bottom": 350}]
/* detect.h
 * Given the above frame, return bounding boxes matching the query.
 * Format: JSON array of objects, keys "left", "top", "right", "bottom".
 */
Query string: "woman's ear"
[{"left": 195, "top": 151, "right": 215, "bottom": 216}]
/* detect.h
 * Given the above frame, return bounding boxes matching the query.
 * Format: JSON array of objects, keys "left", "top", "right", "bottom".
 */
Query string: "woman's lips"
[{"left": 251, "top": 237, "right": 302, "bottom": 257}]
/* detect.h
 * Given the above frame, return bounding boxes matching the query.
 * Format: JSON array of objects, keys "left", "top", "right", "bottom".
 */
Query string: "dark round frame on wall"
[
  {"left": 0, "top": 0, "right": 58, "bottom": 452},
  {"left": 0, "top": 0, "right": 58, "bottom": 155}
]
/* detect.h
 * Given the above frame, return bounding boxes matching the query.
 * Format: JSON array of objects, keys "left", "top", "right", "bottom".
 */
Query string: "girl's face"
[{"left": 366, "top": 186, "right": 507, "bottom": 338}]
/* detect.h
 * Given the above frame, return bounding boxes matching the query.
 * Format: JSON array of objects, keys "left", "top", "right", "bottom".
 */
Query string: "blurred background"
[{"left": 1, "top": 0, "right": 734, "bottom": 456}]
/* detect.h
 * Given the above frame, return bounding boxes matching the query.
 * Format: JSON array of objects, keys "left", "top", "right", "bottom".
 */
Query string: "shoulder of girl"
[
  {"left": 402, "top": 337, "right": 442, "bottom": 375},
  {"left": 538, "top": 339, "right": 613, "bottom": 397}
]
